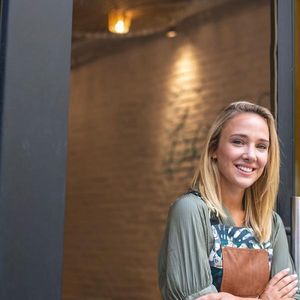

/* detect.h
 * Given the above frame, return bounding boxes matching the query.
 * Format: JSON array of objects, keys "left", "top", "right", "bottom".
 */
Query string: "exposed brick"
[{"left": 63, "top": 1, "right": 271, "bottom": 300}]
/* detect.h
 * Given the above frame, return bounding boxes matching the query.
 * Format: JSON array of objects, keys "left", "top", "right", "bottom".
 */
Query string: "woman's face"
[{"left": 214, "top": 112, "right": 269, "bottom": 194}]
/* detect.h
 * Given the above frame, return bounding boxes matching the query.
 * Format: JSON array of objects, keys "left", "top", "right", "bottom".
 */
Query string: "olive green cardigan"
[{"left": 158, "top": 193, "right": 300, "bottom": 300}]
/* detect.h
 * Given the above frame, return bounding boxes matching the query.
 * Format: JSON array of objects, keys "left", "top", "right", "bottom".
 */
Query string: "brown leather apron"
[
  {"left": 187, "top": 190, "right": 270, "bottom": 297},
  {"left": 220, "top": 246, "right": 270, "bottom": 297}
]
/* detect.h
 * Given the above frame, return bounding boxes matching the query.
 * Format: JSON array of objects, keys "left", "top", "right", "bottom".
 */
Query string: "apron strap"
[{"left": 186, "top": 190, "right": 220, "bottom": 225}]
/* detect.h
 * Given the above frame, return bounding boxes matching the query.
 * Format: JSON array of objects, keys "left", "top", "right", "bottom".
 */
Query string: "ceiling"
[
  {"left": 72, "top": 0, "right": 234, "bottom": 42},
  {"left": 71, "top": 0, "right": 237, "bottom": 67}
]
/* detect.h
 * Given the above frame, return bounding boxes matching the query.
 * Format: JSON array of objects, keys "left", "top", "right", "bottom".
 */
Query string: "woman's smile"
[
  {"left": 214, "top": 112, "right": 269, "bottom": 193},
  {"left": 235, "top": 164, "right": 256, "bottom": 175}
]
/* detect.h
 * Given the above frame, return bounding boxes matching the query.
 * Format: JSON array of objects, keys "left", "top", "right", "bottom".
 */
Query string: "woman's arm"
[
  {"left": 260, "top": 268, "right": 298, "bottom": 300},
  {"left": 197, "top": 269, "right": 297, "bottom": 300},
  {"left": 270, "top": 212, "right": 300, "bottom": 300},
  {"left": 158, "top": 193, "right": 217, "bottom": 300}
]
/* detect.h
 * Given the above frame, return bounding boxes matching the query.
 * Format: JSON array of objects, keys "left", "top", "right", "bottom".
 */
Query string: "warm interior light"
[
  {"left": 108, "top": 10, "right": 131, "bottom": 34},
  {"left": 166, "top": 30, "right": 177, "bottom": 38}
]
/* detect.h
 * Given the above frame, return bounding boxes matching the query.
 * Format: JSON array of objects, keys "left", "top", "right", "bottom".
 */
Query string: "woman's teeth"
[{"left": 236, "top": 165, "right": 254, "bottom": 173}]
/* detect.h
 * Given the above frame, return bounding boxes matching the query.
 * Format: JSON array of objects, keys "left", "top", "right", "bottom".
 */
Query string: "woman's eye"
[
  {"left": 232, "top": 139, "right": 244, "bottom": 145},
  {"left": 257, "top": 144, "right": 268, "bottom": 150}
]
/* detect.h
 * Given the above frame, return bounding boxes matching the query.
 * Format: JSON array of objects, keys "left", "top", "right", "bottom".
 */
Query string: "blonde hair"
[{"left": 191, "top": 101, "right": 280, "bottom": 242}]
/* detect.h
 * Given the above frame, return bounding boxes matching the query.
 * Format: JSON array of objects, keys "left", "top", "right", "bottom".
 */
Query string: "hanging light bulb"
[{"left": 108, "top": 9, "right": 131, "bottom": 34}]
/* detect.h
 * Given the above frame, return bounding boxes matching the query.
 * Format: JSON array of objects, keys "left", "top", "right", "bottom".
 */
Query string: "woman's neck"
[
  {"left": 220, "top": 182, "right": 244, "bottom": 208},
  {"left": 221, "top": 188, "right": 245, "bottom": 226}
]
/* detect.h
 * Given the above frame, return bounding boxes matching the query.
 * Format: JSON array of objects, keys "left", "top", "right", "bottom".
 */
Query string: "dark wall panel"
[
  {"left": 276, "top": 0, "right": 294, "bottom": 239},
  {"left": 0, "top": 0, "right": 72, "bottom": 299}
]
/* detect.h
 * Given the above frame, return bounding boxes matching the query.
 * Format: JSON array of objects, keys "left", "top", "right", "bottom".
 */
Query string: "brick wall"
[{"left": 63, "top": 1, "right": 271, "bottom": 299}]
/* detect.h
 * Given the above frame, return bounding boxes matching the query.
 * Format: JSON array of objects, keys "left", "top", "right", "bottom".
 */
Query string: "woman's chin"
[{"left": 234, "top": 178, "right": 256, "bottom": 190}]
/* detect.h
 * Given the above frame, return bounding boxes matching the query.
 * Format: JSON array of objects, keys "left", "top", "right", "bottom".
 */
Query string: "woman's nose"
[{"left": 242, "top": 146, "right": 257, "bottom": 162}]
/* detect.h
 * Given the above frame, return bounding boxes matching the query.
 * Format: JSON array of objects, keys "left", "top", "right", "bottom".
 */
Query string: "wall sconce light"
[
  {"left": 166, "top": 28, "right": 177, "bottom": 38},
  {"left": 108, "top": 9, "right": 131, "bottom": 34}
]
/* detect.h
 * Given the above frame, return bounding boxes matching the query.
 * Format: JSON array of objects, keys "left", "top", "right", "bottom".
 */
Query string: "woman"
[{"left": 158, "top": 101, "right": 299, "bottom": 300}]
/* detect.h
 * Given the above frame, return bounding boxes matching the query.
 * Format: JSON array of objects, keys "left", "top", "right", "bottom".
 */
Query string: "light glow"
[
  {"left": 108, "top": 10, "right": 131, "bottom": 34},
  {"left": 171, "top": 45, "right": 200, "bottom": 90},
  {"left": 166, "top": 30, "right": 177, "bottom": 38}
]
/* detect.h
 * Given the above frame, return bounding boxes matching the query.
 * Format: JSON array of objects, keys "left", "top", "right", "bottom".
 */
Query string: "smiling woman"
[
  {"left": 158, "top": 101, "right": 300, "bottom": 300},
  {"left": 214, "top": 113, "right": 270, "bottom": 225}
]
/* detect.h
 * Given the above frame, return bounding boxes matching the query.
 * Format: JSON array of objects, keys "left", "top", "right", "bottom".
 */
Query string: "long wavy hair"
[{"left": 191, "top": 101, "right": 280, "bottom": 242}]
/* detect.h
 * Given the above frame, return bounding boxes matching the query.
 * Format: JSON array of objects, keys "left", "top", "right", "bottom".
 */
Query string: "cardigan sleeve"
[
  {"left": 270, "top": 212, "right": 300, "bottom": 300},
  {"left": 158, "top": 193, "right": 217, "bottom": 300}
]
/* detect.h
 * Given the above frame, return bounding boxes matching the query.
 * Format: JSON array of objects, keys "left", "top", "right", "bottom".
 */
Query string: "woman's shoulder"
[
  {"left": 270, "top": 211, "right": 286, "bottom": 242},
  {"left": 271, "top": 211, "right": 284, "bottom": 228},
  {"left": 169, "top": 191, "right": 210, "bottom": 219}
]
